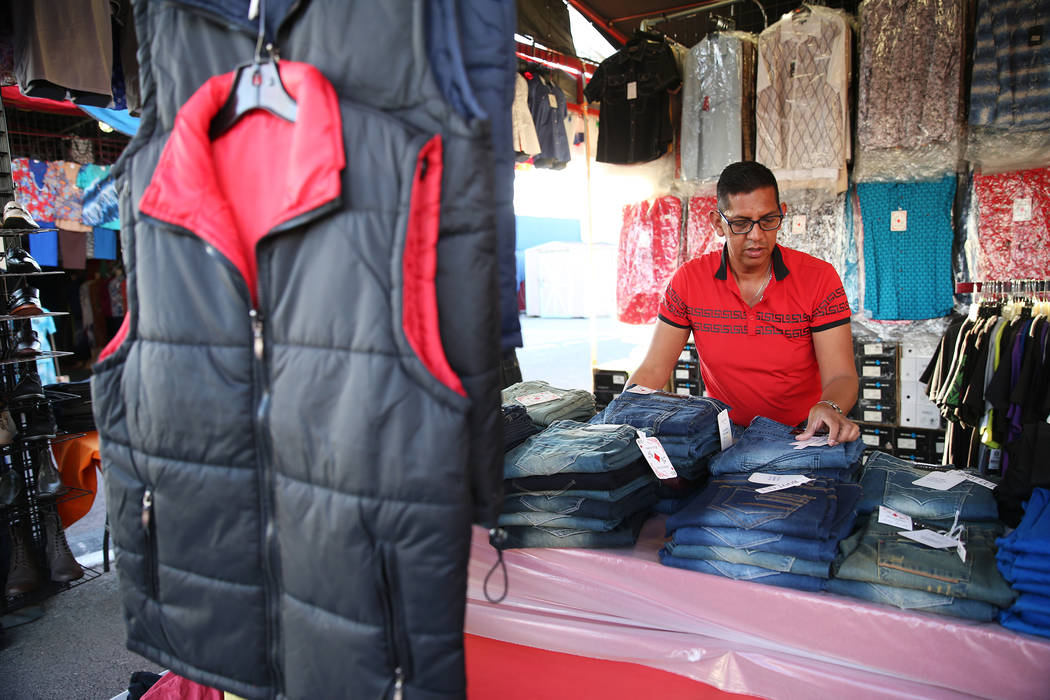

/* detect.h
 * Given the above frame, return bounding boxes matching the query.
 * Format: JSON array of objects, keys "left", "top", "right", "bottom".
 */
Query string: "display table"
[{"left": 465, "top": 515, "right": 1050, "bottom": 699}]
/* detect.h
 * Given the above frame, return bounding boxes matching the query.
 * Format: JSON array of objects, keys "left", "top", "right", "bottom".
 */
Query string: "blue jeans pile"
[
  {"left": 997, "top": 488, "right": 1050, "bottom": 637},
  {"left": 660, "top": 474, "right": 861, "bottom": 592},
  {"left": 502, "top": 403, "right": 540, "bottom": 451},
  {"left": 708, "top": 416, "right": 865, "bottom": 482},
  {"left": 499, "top": 420, "right": 657, "bottom": 548},
  {"left": 857, "top": 451, "right": 1000, "bottom": 525},
  {"left": 591, "top": 390, "right": 730, "bottom": 510},
  {"left": 501, "top": 380, "right": 597, "bottom": 426},
  {"left": 828, "top": 511, "right": 1016, "bottom": 621}
]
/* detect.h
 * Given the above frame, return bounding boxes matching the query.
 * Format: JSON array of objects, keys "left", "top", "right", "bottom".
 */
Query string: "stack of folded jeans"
[
  {"left": 501, "top": 380, "right": 597, "bottom": 426},
  {"left": 708, "top": 416, "right": 865, "bottom": 482},
  {"left": 828, "top": 511, "right": 1016, "bottom": 621},
  {"left": 499, "top": 420, "right": 657, "bottom": 548},
  {"left": 590, "top": 390, "right": 728, "bottom": 479},
  {"left": 660, "top": 474, "right": 861, "bottom": 592},
  {"left": 502, "top": 403, "right": 540, "bottom": 451},
  {"left": 997, "top": 488, "right": 1050, "bottom": 638},
  {"left": 856, "top": 451, "right": 1000, "bottom": 524}
]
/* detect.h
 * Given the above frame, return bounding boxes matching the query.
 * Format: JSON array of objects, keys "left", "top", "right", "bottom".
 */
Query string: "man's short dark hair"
[{"left": 716, "top": 161, "right": 780, "bottom": 211}]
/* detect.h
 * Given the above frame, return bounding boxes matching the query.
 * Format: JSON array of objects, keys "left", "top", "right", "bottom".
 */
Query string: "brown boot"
[
  {"left": 43, "top": 508, "right": 83, "bottom": 583},
  {"left": 5, "top": 521, "right": 43, "bottom": 596}
]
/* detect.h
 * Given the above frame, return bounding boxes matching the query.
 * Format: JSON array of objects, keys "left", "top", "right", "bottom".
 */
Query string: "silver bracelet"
[{"left": 817, "top": 399, "right": 842, "bottom": 414}]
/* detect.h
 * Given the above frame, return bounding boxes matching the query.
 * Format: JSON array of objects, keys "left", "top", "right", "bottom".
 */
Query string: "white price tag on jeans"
[
  {"left": 755, "top": 475, "right": 813, "bottom": 493},
  {"left": 911, "top": 470, "right": 968, "bottom": 490},
  {"left": 717, "top": 409, "right": 734, "bottom": 451},
  {"left": 626, "top": 385, "right": 657, "bottom": 395},
  {"left": 792, "top": 435, "right": 830, "bottom": 449},
  {"left": 749, "top": 473, "right": 810, "bottom": 485},
  {"left": 636, "top": 435, "right": 677, "bottom": 479},
  {"left": 878, "top": 506, "right": 913, "bottom": 530},
  {"left": 516, "top": 391, "right": 562, "bottom": 406},
  {"left": 957, "top": 540, "right": 967, "bottom": 563},
  {"left": 899, "top": 529, "right": 960, "bottom": 549},
  {"left": 962, "top": 473, "right": 997, "bottom": 490}
]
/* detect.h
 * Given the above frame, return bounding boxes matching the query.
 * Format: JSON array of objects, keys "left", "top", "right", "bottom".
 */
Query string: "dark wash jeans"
[
  {"left": 659, "top": 549, "right": 826, "bottom": 592},
  {"left": 834, "top": 511, "right": 1016, "bottom": 608},
  {"left": 668, "top": 481, "right": 861, "bottom": 561},
  {"left": 499, "top": 510, "right": 649, "bottom": 549},
  {"left": 664, "top": 542, "right": 831, "bottom": 578},
  {"left": 709, "top": 416, "right": 864, "bottom": 476},
  {"left": 857, "top": 451, "right": 999, "bottom": 523},
  {"left": 504, "top": 420, "right": 641, "bottom": 479},
  {"left": 665, "top": 474, "right": 846, "bottom": 540},
  {"left": 502, "top": 481, "right": 657, "bottom": 521}
]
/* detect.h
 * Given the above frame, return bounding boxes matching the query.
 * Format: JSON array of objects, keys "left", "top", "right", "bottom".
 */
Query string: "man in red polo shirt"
[{"left": 630, "top": 161, "right": 860, "bottom": 445}]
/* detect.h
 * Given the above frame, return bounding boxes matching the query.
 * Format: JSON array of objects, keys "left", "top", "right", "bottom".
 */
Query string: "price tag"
[
  {"left": 548, "top": 93, "right": 558, "bottom": 109},
  {"left": 863, "top": 388, "right": 882, "bottom": 400},
  {"left": 627, "top": 81, "right": 638, "bottom": 100},
  {"left": 890, "top": 210, "right": 907, "bottom": 232},
  {"left": 755, "top": 476, "right": 813, "bottom": 493},
  {"left": 626, "top": 385, "right": 657, "bottom": 395},
  {"left": 791, "top": 215, "right": 807, "bottom": 234},
  {"left": 911, "top": 471, "right": 968, "bottom": 491},
  {"left": 792, "top": 435, "right": 830, "bottom": 450},
  {"left": 962, "top": 473, "right": 997, "bottom": 490},
  {"left": 1012, "top": 197, "right": 1032, "bottom": 222},
  {"left": 749, "top": 473, "right": 810, "bottom": 485},
  {"left": 900, "top": 529, "right": 960, "bottom": 549},
  {"left": 862, "top": 366, "right": 881, "bottom": 377},
  {"left": 717, "top": 409, "right": 734, "bottom": 451},
  {"left": 864, "top": 343, "right": 883, "bottom": 355},
  {"left": 879, "top": 506, "right": 913, "bottom": 530},
  {"left": 516, "top": 391, "right": 562, "bottom": 406},
  {"left": 636, "top": 434, "right": 677, "bottom": 479},
  {"left": 957, "top": 540, "right": 967, "bottom": 562}
]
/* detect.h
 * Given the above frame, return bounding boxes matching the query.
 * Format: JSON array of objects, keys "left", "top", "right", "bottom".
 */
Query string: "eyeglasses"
[{"left": 717, "top": 209, "right": 784, "bottom": 235}]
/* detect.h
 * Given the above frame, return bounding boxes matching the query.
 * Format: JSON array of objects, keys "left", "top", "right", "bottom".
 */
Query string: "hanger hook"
[{"left": 250, "top": 0, "right": 268, "bottom": 64}]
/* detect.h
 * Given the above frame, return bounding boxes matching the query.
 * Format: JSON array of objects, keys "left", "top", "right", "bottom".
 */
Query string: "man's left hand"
[{"left": 798, "top": 403, "right": 860, "bottom": 446}]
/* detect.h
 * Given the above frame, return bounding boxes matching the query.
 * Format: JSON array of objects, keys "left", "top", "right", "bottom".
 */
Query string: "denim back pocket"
[
  {"left": 708, "top": 485, "right": 814, "bottom": 530},
  {"left": 883, "top": 471, "right": 973, "bottom": 521},
  {"left": 876, "top": 537, "right": 973, "bottom": 596}
]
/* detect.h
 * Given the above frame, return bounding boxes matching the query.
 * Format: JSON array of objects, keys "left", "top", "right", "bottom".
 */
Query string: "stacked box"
[
  {"left": 593, "top": 368, "right": 629, "bottom": 410},
  {"left": 898, "top": 345, "right": 944, "bottom": 430},
  {"left": 851, "top": 341, "right": 899, "bottom": 425},
  {"left": 895, "top": 428, "right": 947, "bottom": 464},
  {"left": 859, "top": 424, "right": 895, "bottom": 453},
  {"left": 672, "top": 343, "right": 703, "bottom": 396}
]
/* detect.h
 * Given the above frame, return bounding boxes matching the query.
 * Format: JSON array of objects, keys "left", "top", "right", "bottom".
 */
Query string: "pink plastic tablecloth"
[{"left": 465, "top": 516, "right": 1050, "bottom": 699}]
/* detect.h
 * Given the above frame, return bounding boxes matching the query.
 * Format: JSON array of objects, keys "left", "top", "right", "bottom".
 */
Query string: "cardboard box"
[
  {"left": 856, "top": 340, "right": 898, "bottom": 359},
  {"left": 858, "top": 378, "right": 897, "bottom": 403},
  {"left": 859, "top": 424, "right": 895, "bottom": 453},
  {"left": 857, "top": 356, "right": 898, "bottom": 380},
  {"left": 850, "top": 400, "right": 897, "bottom": 426},
  {"left": 672, "top": 379, "right": 702, "bottom": 397}
]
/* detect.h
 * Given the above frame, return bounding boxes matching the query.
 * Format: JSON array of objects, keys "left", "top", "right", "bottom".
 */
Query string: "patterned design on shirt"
[
  {"left": 973, "top": 167, "right": 1050, "bottom": 279},
  {"left": 12, "top": 158, "right": 57, "bottom": 221},
  {"left": 617, "top": 196, "right": 682, "bottom": 324},
  {"left": 858, "top": 175, "right": 957, "bottom": 320},
  {"left": 970, "top": 0, "right": 1050, "bottom": 131},
  {"left": 857, "top": 0, "right": 964, "bottom": 150},
  {"left": 756, "top": 7, "right": 850, "bottom": 188}
]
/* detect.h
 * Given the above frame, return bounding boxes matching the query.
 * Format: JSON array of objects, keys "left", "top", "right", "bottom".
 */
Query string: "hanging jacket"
[{"left": 91, "top": 1, "right": 504, "bottom": 698}]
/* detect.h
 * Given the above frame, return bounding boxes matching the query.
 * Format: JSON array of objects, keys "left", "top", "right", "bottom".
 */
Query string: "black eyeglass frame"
[{"left": 717, "top": 209, "right": 785, "bottom": 235}]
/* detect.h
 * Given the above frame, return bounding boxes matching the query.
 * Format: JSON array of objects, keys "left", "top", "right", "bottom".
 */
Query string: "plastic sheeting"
[
  {"left": 465, "top": 518, "right": 1050, "bottom": 700},
  {"left": 680, "top": 32, "right": 757, "bottom": 183},
  {"left": 853, "top": 0, "right": 964, "bottom": 182},
  {"left": 972, "top": 167, "right": 1050, "bottom": 280},
  {"left": 756, "top": 6, "right": 852, "bottom": 193},
  {"left": 616, "top": 195, "right": 681, "bottom": 325},
  {"left": 781, "top": 189, "right": 850, "bottom": 291}
]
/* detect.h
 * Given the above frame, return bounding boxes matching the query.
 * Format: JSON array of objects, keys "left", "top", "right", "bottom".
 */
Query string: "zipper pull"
[
  {"left": 141, "top": 488, "right": 153, "bottom": 532},
  {"left": 250, "top": 309, "right": 264, "bottom": 360},
  {"left": 393, "top": 667, "right": 404, "bottom": 700}
]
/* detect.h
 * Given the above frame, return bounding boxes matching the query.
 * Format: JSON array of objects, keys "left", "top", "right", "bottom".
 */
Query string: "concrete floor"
[{"left": 0, "top": 314, "right": 647, "bottom": 698}]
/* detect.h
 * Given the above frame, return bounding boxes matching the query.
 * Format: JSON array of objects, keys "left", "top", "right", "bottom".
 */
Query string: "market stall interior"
[{"left": 3, "top": 0, "right": 1050, "bottom": 698}]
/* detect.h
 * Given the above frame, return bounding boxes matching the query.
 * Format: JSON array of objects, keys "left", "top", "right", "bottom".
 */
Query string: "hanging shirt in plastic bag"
[
  {"left": 756, "top": 7, "right": 851, "bottom": 192},
  {"left": 680, "top": 32, "right": 757, "bottom": 182},
  {"left": 617, "top": 195, "right": 681, "bottom": 324},
  {"left": 973, "top": 167, "right": 1050, "bottom": 279},
  {"left": 526, "top": 72, "right": 570, "bottom": 168}
]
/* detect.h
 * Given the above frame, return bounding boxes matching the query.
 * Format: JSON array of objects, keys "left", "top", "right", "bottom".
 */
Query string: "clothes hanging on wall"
[
  {"left": 525, "top": 70, "right": 571, "bottom": 168},
  {"left": 973, "top": 167, "right": 1050, "bottom": 279},
  {"left": 680, "top": 31, "right": 757, "bottom": 182},
  {"left": 617, "top": 195, "right": 681, "bottom": 324},
  {"left": 583, "top": 30, "right": 681, "bottom": 165},
  {"left": 756, "top": 5, "right": 851, "bottom": 192},
  {"left": 512, "top": 73, "right": 542, "bottom": 158}
]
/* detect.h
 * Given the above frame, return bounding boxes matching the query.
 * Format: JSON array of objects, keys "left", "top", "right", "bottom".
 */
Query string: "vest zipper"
[
  {"left": 379, "top": 545, "right": 412, "bottom": 699},
  {"left": 249, "top": 306, "right": 284, "bottom": 693}
]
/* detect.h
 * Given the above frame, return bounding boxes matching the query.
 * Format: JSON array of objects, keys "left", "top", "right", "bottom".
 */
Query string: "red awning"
[{"left": 1, "top": 85, "right": 86, "bottom": 117}]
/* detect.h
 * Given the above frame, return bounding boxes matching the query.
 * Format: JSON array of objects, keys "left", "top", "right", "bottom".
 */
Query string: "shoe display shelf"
[{"left": 0, "top": 224, "right": 94, "bottom": 614}]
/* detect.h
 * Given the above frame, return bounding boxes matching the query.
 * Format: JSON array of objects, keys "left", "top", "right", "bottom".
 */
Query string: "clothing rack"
[{"left": 955, "top": 280, "right": 1050, "bottom": 296}]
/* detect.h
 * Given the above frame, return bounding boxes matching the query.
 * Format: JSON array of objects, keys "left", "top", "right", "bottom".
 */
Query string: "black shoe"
[
  {"left": 6, "top": 284, "right": 42, "bottom": 317},
  {"left": 20, "top": 404, "right": 57, "bottom": 441},
  {"left": 12, "top": 328, "right": 41, "bottom": 356},
  {"left": 11, "top": 373, "right": 44, "bottom": 401},
  {"left": 2, "top": 202, "right": 39, "bottom": 230},
  {"left": 3, "top": 247, "right": 42, "bottom": 274}
]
